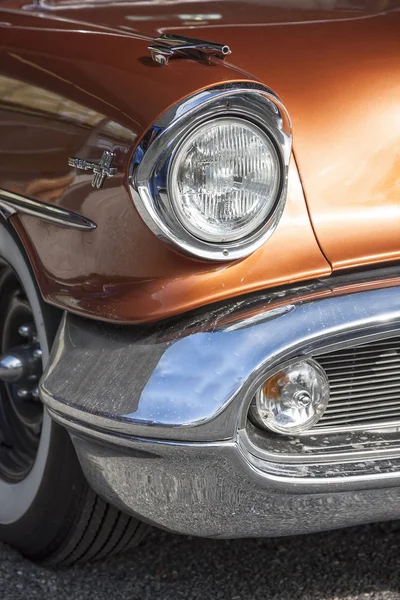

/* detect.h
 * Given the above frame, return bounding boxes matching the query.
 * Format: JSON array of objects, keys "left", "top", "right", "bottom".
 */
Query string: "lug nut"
[
  {"left": 18, "top": 323, "right": 37, "bottom": 339},
  {"left": 16, "top": 388, "right": 31, "bottom": 400},
  {"left": 33, "top": 348, "right": 42, "bottom": 360},
  {"left": 0, "top": 353, "right": 23, "bottom": 383}
]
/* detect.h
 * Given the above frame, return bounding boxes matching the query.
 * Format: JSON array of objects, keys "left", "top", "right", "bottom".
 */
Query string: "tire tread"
[{"left": 42, "top": 486, "right": 148, "bottom": 566}]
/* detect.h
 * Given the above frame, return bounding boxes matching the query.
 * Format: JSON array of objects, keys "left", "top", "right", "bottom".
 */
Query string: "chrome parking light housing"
[
  {"left": 129, "top": 83, "right": 292, "bottom": 261},
  {"left": 249, "top": 358, "right": 331, "bottom": 435}
]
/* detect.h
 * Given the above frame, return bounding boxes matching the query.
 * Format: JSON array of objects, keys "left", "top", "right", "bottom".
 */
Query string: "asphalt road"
[{"left": 2, "top": 522, "right": 400, "bottom": 600}]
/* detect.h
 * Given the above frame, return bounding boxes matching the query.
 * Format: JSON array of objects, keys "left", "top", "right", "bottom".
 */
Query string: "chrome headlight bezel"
[{"left": 129, "top": 83, "right": 292, "bottom": 262}]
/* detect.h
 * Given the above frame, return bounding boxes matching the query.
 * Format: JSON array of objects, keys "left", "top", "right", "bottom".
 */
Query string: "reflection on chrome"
[
  {"left": 32, "top": 0, "right": 392, "bottom": 11},
  {"left": 40, "top": 276, "right": 400, "bottom": 538}
]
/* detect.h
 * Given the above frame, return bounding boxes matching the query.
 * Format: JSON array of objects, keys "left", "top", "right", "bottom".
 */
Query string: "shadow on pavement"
[{"left": 2, "top": 521, "right": 400, "bottom": 599}]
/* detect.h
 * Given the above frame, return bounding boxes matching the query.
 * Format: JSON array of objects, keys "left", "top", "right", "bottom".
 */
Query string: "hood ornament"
[
  {"left": 68, "top": 150, "right": 117, "bottom": 189},
  {"left": 148, "top": 34, "right": 231, "bottom": 66}
]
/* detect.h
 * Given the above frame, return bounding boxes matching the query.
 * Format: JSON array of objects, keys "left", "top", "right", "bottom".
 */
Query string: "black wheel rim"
[{"left": 0, "top": 260, "right": 43, "bottom": 483}]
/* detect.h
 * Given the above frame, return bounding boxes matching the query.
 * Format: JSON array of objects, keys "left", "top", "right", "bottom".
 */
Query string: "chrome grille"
[{"left": 314, "top": 336, "right": 400, "bottom": 432}]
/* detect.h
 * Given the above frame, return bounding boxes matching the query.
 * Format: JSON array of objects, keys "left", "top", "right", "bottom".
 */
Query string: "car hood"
[{"left": 9, "top": 0, "right": 400, "bottom": 271}]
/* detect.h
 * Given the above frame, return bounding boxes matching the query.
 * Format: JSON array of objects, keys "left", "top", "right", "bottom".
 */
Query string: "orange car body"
[{"left": 0, "top": 0, "right": 399, "bottom": 323}]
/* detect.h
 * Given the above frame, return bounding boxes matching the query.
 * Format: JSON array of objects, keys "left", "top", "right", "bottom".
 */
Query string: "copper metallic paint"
[
  {"left": 10, "top": 159, "right": 329, "bottom": 322},
  {"left": 0, "top": 0, "right": 398, "bottom": 322}
]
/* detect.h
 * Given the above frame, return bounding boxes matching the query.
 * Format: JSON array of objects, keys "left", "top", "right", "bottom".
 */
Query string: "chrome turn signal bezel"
[
  {"left": 129, "top": 83, "right": 292, "bottom": 262},
  {"left": 248, "top": 358, "right": 331, "bottom": 435}
]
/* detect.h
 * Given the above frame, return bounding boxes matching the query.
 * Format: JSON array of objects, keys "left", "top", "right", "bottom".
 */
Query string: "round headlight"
[
  {"left": 249, "top": 359, "right": 330, "bottom": 435},
  {"left": 168, "top": 118, "right": 281, "bottom": 243},
  {"left": 131, "top": 84, "right": 292, "bottom": 261}
]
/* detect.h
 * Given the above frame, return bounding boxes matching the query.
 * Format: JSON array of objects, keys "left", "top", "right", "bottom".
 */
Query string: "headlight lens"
[
  {"left": 168, "top": 117, "right": 281, "bottom": 243},
  {"left": 249, "top": 359, "right": 330, "bottom": 435}
]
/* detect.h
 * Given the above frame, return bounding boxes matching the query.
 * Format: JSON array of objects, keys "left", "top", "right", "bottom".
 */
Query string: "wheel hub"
[{"left": 0, "top": 263, "right": 44, "bottom": 482}]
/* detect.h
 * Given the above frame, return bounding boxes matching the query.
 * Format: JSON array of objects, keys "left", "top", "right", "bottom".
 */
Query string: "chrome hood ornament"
[
  {"left": 148, "top": 34, "right": 231, "bottom": 66},
  {"left": 68, "top": 150, "right": 117, "bottom": 189}
]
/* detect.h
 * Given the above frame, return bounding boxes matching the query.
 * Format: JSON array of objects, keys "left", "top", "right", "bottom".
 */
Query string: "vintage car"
[{"left": 0, "top": 0, "right": 399, "bottom": 566}]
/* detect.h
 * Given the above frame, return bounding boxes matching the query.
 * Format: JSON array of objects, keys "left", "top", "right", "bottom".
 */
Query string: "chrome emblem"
[
  {"left": 68, "top": 151, "right": 117, "bottom": 189},
  {"left": 148, "top": 34, "right": 231, "bottom": 66}
]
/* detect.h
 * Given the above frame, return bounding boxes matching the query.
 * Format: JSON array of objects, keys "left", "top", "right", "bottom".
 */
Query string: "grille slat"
[
  {"left": 320, "top": 360, "right": 400, "bottom": 373},
  {"left": 321, "top": 339, "right": 400, "bottom": 354},
  {"left": 330, "top": 385, "right": 400, "bottom": 400},
  {"left": 315, "top": 412, "right": 400, "bottom": 427},
  {"left": 322, "top": 346, "right": 400, "bottom": 359},
  {"left": 314, "top": 335, "right": 400, "bottom": 432},
  {"left": 326, "top": 374, "right": 400, "bottom": 387},
  {"left": 321, "top": 362, "right": 400, "bottom": 381},
  {"left": 318, "top": 355, "right": 400, "bottom": 367},
  {"left": 324, "top": 398, "right": 400, "bottom": 410},
  {"left": 321, "top": 403, "right": 400, "bottom": 418}
]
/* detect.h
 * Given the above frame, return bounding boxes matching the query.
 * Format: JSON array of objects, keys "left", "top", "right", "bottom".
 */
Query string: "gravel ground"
[{"left": 2, "top": 521, "right": 400, "bottom": 600}]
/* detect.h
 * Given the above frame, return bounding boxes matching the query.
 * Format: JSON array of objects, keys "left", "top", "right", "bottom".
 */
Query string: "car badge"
[{"left": 68, "top": 151, "right": 117, "bottom": 189}]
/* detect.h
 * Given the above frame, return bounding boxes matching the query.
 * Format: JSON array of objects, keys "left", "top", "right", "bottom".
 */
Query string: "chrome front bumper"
[{"left": 40, "top": 275, "right": 400, "bottom": 538}]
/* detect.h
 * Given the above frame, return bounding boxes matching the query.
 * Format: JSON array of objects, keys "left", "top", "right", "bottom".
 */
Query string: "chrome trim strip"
[
  {"left": 129, "top": 82, "right": 292, "bottom": 262},
  {"left": 243, "top": 420, "right": 400, "bottom": 464},
  {"left": 0, "top": 189, "right": 96, "bottom": 230}
]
